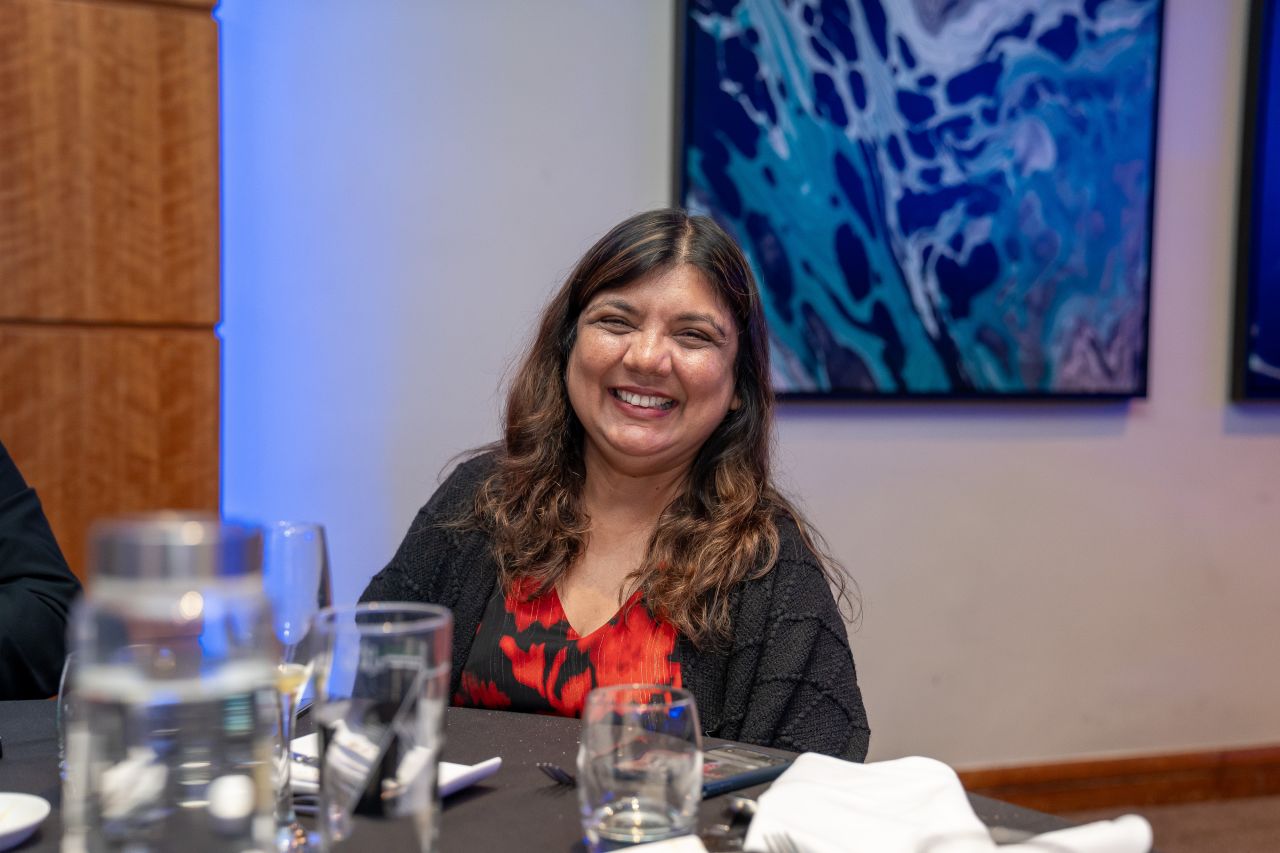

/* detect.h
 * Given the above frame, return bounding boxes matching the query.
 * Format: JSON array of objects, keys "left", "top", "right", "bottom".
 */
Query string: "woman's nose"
[{"left": 622, "top": 330, "right": 672, "bottom": 375}]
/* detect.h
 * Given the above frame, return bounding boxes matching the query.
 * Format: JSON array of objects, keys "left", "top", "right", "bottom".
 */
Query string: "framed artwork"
[
  {"left": 1233, "top": 0, "right": 1280, "bottom": 399},
  {"left": 676, "top": 0, "right": 1165, "bottom": 398}
]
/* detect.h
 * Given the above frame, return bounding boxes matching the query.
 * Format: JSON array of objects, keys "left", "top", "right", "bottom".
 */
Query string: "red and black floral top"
[{"left": 453, "top": 579, "right": 682, "bottom": 717}]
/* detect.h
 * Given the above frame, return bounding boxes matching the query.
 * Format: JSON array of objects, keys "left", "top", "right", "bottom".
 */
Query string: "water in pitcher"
[{"left": 61, "top": 661, "right": 277, "bottom": 853}]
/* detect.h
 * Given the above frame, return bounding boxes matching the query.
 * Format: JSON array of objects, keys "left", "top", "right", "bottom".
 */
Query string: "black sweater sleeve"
[
  {"left": 737, "top": 554, "right": 870, "bottom": 760},
  {"left": 360, "top": 453, "right": 496, "bottom": 606},
  {"left": 360, "top": 453, "right": 500, "bottom": 694},
  {"left": 708, "top": 520, "right": 870, "bottom": 761},
  {"left": 0, "top": 439, "right": 82, "bottom": 699}
]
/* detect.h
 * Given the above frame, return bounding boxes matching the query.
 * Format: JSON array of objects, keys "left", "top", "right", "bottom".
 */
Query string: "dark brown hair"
[{"left": 468, "top": 208, "right": 849, "bottom": 647}]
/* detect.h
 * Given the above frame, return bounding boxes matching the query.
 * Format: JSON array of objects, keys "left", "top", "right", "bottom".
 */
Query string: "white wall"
[
  {"left": 220, "top": 0, "right": 1280, "bottom": 766},
  {"left": 219, "top": 0, "right": 676, "bottom": 595}
]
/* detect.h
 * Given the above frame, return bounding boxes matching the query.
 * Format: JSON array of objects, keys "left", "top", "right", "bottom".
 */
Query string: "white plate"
[
  {"left": 0, "top": 793, "right": 52, "bottom": 852},
  {"left": 290, "top": 733, "right": 502, "bottom": 797}
]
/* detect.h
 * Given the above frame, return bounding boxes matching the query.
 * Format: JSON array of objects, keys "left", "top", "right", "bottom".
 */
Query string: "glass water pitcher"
[{"left": 61, "top": 514, "right": 278, "bottom": 853}]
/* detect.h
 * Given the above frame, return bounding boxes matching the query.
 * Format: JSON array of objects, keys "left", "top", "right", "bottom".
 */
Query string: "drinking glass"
[
  {"left": 262, "top": 521, "right": 333, "bottom": 850},
  {"left": 310, "top": 603, "right": 452, "bottom": 852},
  {"left": 577, "top": 684, "right": 703, "bottom": 850},
  {"left": 56, "top": 650, "right": 80, "bottom": 780}
]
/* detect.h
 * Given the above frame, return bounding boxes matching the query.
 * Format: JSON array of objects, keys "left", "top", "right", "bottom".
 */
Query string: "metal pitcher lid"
[{"left": 89, "top": 512, "right": 262, "bottom": 580}]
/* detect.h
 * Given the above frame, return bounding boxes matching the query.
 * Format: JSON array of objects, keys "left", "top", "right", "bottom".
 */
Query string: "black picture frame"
[{"left": 1232, "top": 0, "right": 1280, "bottom": 400}]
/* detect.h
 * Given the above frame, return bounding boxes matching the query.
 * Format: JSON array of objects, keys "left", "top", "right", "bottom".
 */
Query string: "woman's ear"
[{"left": 730, "top": 392, "right": 742, "bottom": 411}]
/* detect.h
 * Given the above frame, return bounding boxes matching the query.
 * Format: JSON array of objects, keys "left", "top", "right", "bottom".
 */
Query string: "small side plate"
[{"left": 0, "top": 793, "right": 52, "bottom": 852}]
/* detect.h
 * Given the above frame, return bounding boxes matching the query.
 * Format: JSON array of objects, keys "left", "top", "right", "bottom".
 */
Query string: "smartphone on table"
[{"left": 700, "top": 744, "right": 792, "bottom": 798}]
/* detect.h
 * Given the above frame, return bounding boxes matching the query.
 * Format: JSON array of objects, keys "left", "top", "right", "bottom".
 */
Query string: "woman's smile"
[{"left": 610, "top": 387, "right": 677, "bottom": 414}]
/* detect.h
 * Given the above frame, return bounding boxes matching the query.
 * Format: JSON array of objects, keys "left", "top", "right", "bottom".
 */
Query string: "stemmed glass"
[{"left": 262, "top": 521, "right": 333, "bottom": 851}]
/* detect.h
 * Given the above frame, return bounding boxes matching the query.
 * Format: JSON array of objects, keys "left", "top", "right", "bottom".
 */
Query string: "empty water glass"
[
  {"left": 577, "top": 684, "right": 703, "bottom": 850},
  {"left": 310, "top": 603, "right": 452, "bottom": 852}
]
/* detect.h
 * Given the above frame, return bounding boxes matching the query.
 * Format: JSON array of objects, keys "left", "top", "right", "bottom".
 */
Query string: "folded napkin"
[
  {"left": 998, "top": 816, "right": 1153, "bottom": 853},
  {"left": 99, "top": 747, "right": 168, "bottom": 820},
  {"left": 290, "top": 733, "right": 501, "bottom": 798},
  {"left": 743, "top": 754, "right": 1152, "bottom": 853}
]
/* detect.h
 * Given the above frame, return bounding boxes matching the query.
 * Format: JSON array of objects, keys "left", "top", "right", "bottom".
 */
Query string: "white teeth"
[{"left": 615, "top": 389, "right": 674, "bottom": 409}]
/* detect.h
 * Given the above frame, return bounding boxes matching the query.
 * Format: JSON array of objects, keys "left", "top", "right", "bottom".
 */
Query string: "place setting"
[
  {"left": 522, "top": 682, "right": 1154, "bottom": 853},
  {"left": 284, "top": 601, "right": 502, "bottom": 842}
]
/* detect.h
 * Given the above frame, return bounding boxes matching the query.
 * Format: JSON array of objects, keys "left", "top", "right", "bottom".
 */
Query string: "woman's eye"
[
  {"left": 679, "top": 329, "right": 713, "bottom": 343},
  {"left": 598, "top": 316, "right": 631, "bottom": 329}
]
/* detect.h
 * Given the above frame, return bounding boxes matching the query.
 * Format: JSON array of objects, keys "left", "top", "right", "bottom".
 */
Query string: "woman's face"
[{"left": 567, "top": 264, "right": 740, "bottom": 480}]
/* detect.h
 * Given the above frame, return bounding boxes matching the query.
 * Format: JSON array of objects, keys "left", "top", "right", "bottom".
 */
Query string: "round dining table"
[{"left": 1, "top": 699, "right": 1081, "bottom": 852}]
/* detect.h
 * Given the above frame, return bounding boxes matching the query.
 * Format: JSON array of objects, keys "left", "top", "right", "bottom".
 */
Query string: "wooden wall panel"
[
  {"left": 0, "top": 0, "right": 218, "bottom": 324},
  {"left": 0, "top": 325, "right": 219, "bottom": 579},
  {"left": 959, "top": 744, "right": 1280, "bottom": 813},
  {"left": 0, "top": 0, "right": 221, "bottom": 579}
]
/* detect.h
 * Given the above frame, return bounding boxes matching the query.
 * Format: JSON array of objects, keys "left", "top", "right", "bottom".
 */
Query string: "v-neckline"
[{"left": 550, "top": 585, "right": 642, "bottom": 640}]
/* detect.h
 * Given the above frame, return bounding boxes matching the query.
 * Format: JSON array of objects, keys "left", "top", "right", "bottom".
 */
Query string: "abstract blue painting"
[
  {"left": 678, "top": 0, "right": 1164, "bottom": 397},
  {"left": 1234, "top": 0, "right": 1280, "bottom": 399}
]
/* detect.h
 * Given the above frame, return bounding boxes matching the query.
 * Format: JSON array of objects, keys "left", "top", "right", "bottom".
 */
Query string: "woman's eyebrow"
[
  {"left": 676, "top": 312, "right": 729, "bottom": 339},
  {"left": 589, "top": 297, "right": 637, "bottom": 314}
]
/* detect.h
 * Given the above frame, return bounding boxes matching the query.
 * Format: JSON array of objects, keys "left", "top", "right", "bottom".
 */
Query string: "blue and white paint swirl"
[{"left": 681, "top": 0, "right": 1162, "bottom": 395}]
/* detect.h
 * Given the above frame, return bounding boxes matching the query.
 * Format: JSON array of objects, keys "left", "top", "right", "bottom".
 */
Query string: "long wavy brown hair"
[{"left": 466, "top": 209, "right": 850, "bottom": 648}]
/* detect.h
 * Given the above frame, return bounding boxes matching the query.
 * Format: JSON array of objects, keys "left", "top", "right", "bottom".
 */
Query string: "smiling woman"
[{"left": 361, "top": 209, "right": 870, "bottom": 760}]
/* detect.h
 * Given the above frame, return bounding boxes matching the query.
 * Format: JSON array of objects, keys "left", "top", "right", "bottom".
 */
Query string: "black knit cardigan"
[{"left": 361, "top": 453, "right": 870, "bottom": 761}]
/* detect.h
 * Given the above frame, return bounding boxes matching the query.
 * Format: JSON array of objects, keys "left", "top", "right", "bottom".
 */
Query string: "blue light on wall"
[{"left": 216, "top": 0, "right": 442, "bottom": 603}]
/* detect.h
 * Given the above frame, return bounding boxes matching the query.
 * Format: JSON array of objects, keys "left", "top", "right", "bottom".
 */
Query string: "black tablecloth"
[{"left": 0, "top": 700, "right": 1076, "bottom": 851}]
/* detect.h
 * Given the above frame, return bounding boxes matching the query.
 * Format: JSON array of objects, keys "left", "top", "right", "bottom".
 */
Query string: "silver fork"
[{"left": 535, "top": 761, "right": 576, "bottom": 786}]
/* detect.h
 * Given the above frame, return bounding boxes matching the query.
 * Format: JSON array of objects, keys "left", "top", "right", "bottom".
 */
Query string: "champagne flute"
[{"left": 262, "top": 521, "right": 332, "bottom": 850}]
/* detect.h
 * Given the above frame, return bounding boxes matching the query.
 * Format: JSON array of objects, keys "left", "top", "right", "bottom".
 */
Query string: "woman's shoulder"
[
  {"left": 743, "top": 507, "right": 848, "bottom": 610},
  {"left": 767, "top": 506, "right": 824, "bottom": 570},
  {"left": 420, "top": 448, "right": 500, "bottom": 518},
  {"left": 447, "top": 448, "right": 500, "bottom": 486}
]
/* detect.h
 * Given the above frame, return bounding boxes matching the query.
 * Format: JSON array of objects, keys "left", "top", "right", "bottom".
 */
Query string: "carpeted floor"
[{"left": 1062, "top": 796, "right": 1280, "bottom": 852}]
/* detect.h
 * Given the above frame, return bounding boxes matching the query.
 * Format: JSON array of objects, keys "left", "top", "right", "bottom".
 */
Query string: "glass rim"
[
  {"left": 260, "top": 520, "right": 327, "bottom": 545},
  {"left": 262, "top": 519, "right": 326, "bottom": 533},
  {"left": 585, "top": 683, "right": 696, "bottom": 709},
  {"left": 312, "top": 601, "right": 452, "bottom": 636}
]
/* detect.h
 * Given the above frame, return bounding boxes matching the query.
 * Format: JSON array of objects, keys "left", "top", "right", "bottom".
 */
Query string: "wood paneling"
[
  {"left": 0, "top": 325, "right": 219, "bottom": 579},
  {"left": 959, "top": 745, "right": 1280, "bottom": 814},
  {"left": 0, "top": 0, "right": 219, "bottom": 324},
  {"left": 0, "top": 0, "right": 221, "bottom": 578},
  {"left": 128, "top": 1, "right": 218, "bottom": 10}
]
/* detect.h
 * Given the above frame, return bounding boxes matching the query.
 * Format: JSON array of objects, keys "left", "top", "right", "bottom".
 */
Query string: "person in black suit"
[{"left": 0, "top": 438, "right": 81, "bottom": 699}]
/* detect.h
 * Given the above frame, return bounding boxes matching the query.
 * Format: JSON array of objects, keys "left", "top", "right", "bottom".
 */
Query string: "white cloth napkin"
[
  {"left": 99, "top": 747, "right": 167, "bottom": 820},
  {"left": 743, "top": 753, "right": 1152, "bottom": 853},
  {"left": 290, "top": 733, "right": 501, "bottom": 797}
]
